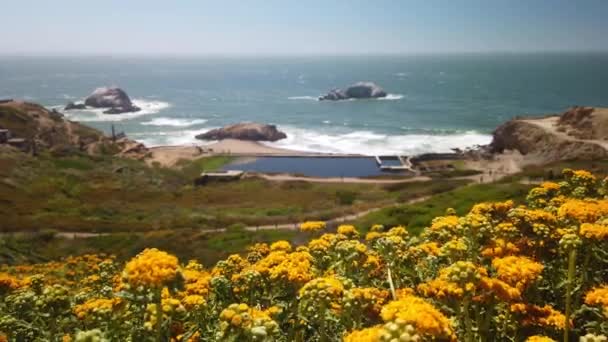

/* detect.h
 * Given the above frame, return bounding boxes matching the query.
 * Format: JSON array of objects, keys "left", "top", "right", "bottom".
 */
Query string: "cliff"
[
  {"left": 490, "top": 107, "right": 608, "bottom": 163},
  {"left": 0, "top": 100, "right": 148, "bottom": 158}
]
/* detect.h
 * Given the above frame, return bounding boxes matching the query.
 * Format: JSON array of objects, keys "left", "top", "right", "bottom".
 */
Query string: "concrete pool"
[{"left": 222, "top": 156, "right": 407, "bottom": 178}]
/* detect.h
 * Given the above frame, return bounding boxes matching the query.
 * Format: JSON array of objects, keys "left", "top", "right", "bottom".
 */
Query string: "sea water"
[{"left": 1, "top": 53, "right": 607, "bottom": 155}]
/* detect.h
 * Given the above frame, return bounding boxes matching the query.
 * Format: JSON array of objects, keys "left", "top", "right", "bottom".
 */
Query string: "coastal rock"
[
  {"left": 195, "top": 123, "right": 287, "bottom": 142},
  {"left": 489, "top": 107, "right": 608, "bottom": 163},
  {"left": 319, "top": 82, "right": 387, "bottom": 101},
  {"left": 64, "top": 102, "right": 86, "bottom": 110},
  {"left": 0, "top": 100, "right": 150, "bottom": 158},
  {"left": 84, "top": 87, "right": 140, "bottom": 114}
]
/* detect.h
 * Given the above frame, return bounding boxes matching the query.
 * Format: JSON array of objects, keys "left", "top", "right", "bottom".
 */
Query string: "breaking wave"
[
  {"left": 141, "top": 117, "right": 207, "bottom": 127},
  {"left": 264, "top": 126, "right": 491, "bottom": 155},
  {"left": 62, "top": 99, "right": 171, "bottom": 122}
]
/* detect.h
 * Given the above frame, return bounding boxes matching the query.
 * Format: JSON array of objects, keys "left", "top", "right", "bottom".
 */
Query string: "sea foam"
[
  {"left": 288, "top": 96, "right": 318, "bottom": 101},
  {"left": 264, "top": 126, "right": 492, "bottom": 156},
  {"left": 130, "top": 127, "right": 216, "bottom": 147},
  {"left": 288, "top": 94, "right": 404, "bottom": 101},
  {"left": 378, "top": 94, "right": 404, "bottom": 100},
  {"left": 141, "top": 117, "right": 207, "bottom": 127},
  {"left": 62, "top": 99, "right": 171, "bottom": 122}
]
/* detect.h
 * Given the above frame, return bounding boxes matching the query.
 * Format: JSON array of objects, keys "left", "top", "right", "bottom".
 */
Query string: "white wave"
[
  {"left": 264, "top": 126, "right": 492, "bottom": 156},
  {"left": 132, "top": 99, "right": 171, "bottom": 115},
  {"left": 322, "top": 120, "right": 331, "bottom": 124},
  {"left": 130, "top": 127, "right": 215, "bottom": 147},
  {"left": 395, "top": 72, "right": 410, "bottom": 77},
  {"left": 378, "top": 94, "right": 404, "bottom": 101},
  {"left": 62, "top": 99, "right": 171, "bottom": 122},
  {"left": 288, "top": 96, "right": 318, "bottom": 101},
  {"left": 141, "top": 117, "right": 207, "bottom": 127}
]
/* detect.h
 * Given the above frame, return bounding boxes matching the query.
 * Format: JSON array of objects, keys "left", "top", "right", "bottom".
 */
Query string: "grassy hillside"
[
  {"left": 0, "top": 148, "right": 466, "bottom": 233},
  {"left": 0, "top": 228, "right": 298, "bottom": 267},
  {"left": 350, "top": 181, "right": 532, "bottom": 234}
]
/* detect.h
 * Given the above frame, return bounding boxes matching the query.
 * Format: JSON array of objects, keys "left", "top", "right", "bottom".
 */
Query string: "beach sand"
[{"left": 147, "top": 139, "right": 312, "bottom": 167}]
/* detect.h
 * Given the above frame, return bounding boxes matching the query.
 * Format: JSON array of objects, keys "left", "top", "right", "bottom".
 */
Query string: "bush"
[{"left": 335, "top": 190, "right": 358, "bottom": 205}]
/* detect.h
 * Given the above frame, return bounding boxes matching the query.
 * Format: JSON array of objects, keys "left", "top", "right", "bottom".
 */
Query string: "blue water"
[
  {"left": 224, "top": 157, "right": 394, "bottom": 178},
  {"left": 1, "top": 53, "right": 607, "bottom": 155}
]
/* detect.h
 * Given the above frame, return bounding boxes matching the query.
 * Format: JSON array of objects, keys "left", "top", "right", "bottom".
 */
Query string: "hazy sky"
[{"left": 3, "top": 0, "right": 608, "bottom": 56}]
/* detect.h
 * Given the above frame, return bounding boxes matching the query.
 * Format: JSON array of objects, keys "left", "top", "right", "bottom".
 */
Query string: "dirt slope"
[{"left": 490, "top": 107, "right": 608, "bottom": 163}]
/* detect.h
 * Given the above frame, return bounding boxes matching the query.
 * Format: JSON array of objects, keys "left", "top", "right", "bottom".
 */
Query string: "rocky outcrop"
[
  {"left": 196, "top": 123, "right": 287, "bottom": 142},
  {"left": 489, "top": 114, "right": 608, "bottom": 163},
  {"left": 64, "top": 102, "right": 86, "bottom": 110},
  {"left": 84, "top": 87, "right": 140, "bottom": 114},
  {"left": 0, "top": 100, "right": 149, "bottom": 158},
  {"left": 319, "top": 82, "right": 387, "bottom": 101},
  {"left": 555, "top": 106, "right": 608, "bottom": 140}
]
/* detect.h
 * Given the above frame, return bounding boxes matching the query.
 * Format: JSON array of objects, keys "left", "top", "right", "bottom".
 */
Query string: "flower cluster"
[
  {"left": 1, "top": 168, "right": 608, "bottom": 341},
  {"left": 300, "top": 221, "right": 326, "bottom": 233},
  {"left": 122, "top": 248, "right": 181, "bottom": 289}
]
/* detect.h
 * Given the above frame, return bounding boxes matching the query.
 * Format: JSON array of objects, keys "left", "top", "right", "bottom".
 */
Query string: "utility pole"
[{"left": 111, "top": 124, "right": 116, "bottom": 143}]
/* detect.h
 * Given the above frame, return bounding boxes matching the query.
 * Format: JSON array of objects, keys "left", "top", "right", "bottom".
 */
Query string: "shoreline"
[
  {"left": 146, "top": 139, "right": 368, "bottom": 167},
  {"left": 144, "top": 138, "right": 524, "bottom": 184}
]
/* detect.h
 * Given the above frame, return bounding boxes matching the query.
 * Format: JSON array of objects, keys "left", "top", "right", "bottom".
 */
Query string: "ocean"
[{"left": 1, "top": 53, "right": 607, "bottom": 155}]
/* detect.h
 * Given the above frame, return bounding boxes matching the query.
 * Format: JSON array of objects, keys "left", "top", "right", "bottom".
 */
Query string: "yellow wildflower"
[
  {"left": 337, "top": 224, "right": 359, "bottom": 238},
  {"left": 300, "top": 221, "right": 326, "bottom": 233},
  {"left": 122, "top": 248, "right": 180, "bottom": 289},
  {"left": 492, "top": 256, "right": 543, "bottom": 290},
  {"left": 558, "top": 199, "right": 608, "bottom": 223},
  {"left": 526, "top": 336, "right": 557, "bottom": 342},
  {"left": 343, "top": 326, "right": 382, "bottom": 342},
  {"left": 270, "top": 240, "right": 292, "bottom": 252},
  {"left": 73, "top": 297, "right": 122, "bottom": 320},
  {"left": 0, "top": 273, "right": 22, "bottom": 293},
  {"left": 510, "top": 303, "right": 566, "bottom": 330},
  {"left": 580, "top": 223, "right": 608, "bottom": 240},
  {"left": 380, "top": 295, "right": 456, "bottom": 341},
  {"left": 584, "top": 285, "right": 608, "bottom": 309}
]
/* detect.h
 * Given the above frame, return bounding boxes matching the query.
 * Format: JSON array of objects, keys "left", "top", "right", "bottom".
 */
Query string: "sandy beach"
[{"left": 148, "top": 139, "right": 346, "bottom": 167}]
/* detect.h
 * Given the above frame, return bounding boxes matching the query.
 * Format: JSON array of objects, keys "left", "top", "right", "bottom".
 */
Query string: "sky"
[{"left": 3, "top": 0, "right": 608, "bottom": 56}]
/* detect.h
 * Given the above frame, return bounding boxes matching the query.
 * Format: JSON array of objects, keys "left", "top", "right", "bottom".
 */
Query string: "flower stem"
[
  {"left": 387, "top": 266, "right": 397, "bottom": 300},
  {"left": 463, "top": 297, "right": 473, "bottom": 342},
  {"left": 564, "top": 249, "right": 576, "bottom": 342},
  {"left": 156, "top": 289, "right": 163, "bottom": 342}
]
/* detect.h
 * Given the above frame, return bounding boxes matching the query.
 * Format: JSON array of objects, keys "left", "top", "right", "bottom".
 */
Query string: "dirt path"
[
  {"left": 521, "top": 117, "right": 608, "bottom": 150},
  {"left": 48, "top": 195, "right": 432, "bottom": 239},
  {"left": 254, "top": 174, "right": 432, "bottom": 184}
]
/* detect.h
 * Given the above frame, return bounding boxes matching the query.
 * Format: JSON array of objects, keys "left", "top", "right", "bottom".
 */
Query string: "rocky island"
[
  {"left": 195, "top": 123, "right": 287, "bottom": 142},
  {"left": 318, "top": 82, "right": 387, "bottom": 101},
  {"left": 64, "top": 87, "right": 141, "bottom": 114}
]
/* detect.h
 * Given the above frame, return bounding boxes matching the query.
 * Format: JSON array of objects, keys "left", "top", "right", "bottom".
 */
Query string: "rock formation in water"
[
  {"left": 83, "top": 87, "right": 140, "bottom": 114},
  {"left": 196, "top": 123, "right": 287, "bottom": 142},
  {"left": 319, "top": 82, "right": 387, "bottom": 101}
]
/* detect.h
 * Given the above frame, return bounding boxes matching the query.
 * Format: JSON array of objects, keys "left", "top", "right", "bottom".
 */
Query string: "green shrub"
[{"left": 335, "top": 190, "right": 358, "bottom": 205}]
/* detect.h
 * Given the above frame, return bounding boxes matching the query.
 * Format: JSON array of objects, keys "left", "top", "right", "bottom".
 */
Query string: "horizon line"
[{"left": 1, "top": 49, "right": 608, "bottom": 59}]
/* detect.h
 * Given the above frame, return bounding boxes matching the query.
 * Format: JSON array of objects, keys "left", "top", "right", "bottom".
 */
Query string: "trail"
[
  {"left": 7, "top": 177, "right": 536, "bottom": 240},
  {"left": 521, "top": 117, "right": 608, "bottom": 150},
  {"left": 47, "top": 195, "right": 432, "bottom": 239},
  {"left": 254, "top": 174, "right": 432, "bottom": 184}
]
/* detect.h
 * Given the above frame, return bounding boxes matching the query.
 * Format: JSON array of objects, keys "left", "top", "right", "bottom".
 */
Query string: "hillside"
[
  {"left": 490, "top": 106, "right": 608, "bottom": 164},
  {"left": 0, "top": 100, "right": 148, "bottom": 158}
]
